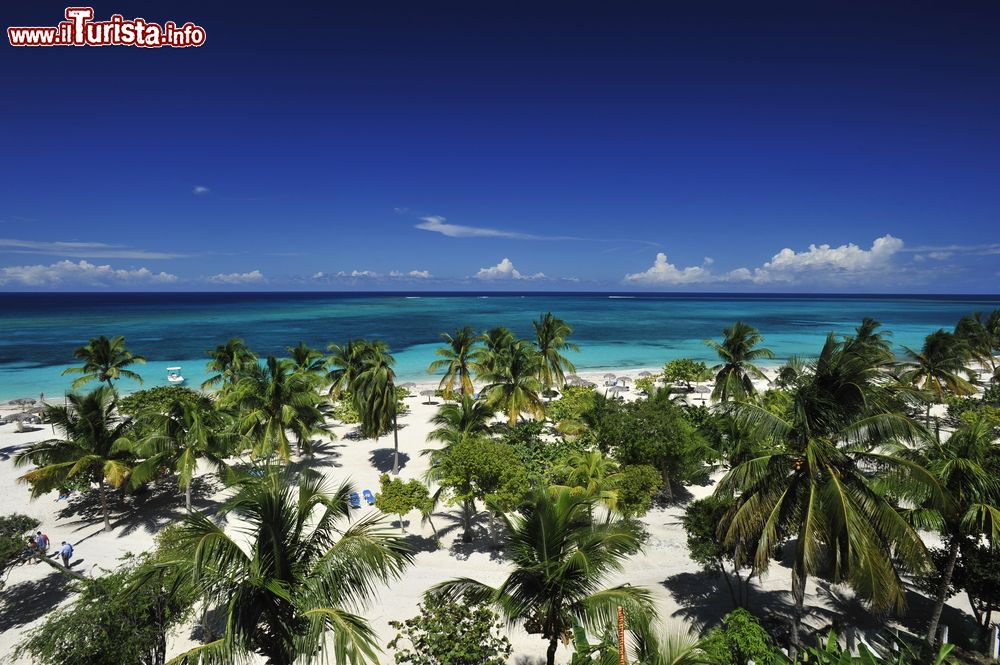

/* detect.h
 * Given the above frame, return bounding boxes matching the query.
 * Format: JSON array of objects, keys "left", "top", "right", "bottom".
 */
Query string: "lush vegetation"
[
  {"left": 10, "top": 307, "right": 1000, "bottom": 664},
  {"left": 387, "top": 592, "right": 512, "bottom": 665}
]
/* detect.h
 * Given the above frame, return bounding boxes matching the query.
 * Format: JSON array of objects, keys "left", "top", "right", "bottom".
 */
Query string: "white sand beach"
[{"left": 0, "top": 368, "right": 968, "bottom": 664}]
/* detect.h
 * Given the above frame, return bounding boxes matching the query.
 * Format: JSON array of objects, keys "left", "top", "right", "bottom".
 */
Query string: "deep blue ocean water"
[{"left": 1, "top": 292, "right": 998, "bottom": 401}]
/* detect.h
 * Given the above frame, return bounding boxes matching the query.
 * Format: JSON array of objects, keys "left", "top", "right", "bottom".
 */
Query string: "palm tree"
[
  {"left": 473, "top": 326, "right": 518, "bottom": 379},
  {"left": 130, "top": 398, "right": 233, "bottom": 511},
  {"left": 427, "top": 394, "right": 495, "bottom": 446},
  {"left": 286, "top": 341, "right": 327, "bottom": 384},
  {"left": 903, "top": 412, "right": 1000, "bottom": 647},
  {"left": 480, "top": 341, "right": 545, "bottom": 426},
  {"left": 717, "top": 335, "right": 937, "bottom": 658},
  {"left": 900, "top": 330, "right": 976, "bottom": 423},
  {"left": 354, "top": 341, "right": 403, "bottom": 474},
  {"left": 223, "top": 356, "right": 327, "bottom": 461},
  {"left": 843, "top": 317, "right": 894, "bottom": 367},
  {"left": 62, "top": 335, "right": 146, "bottom": 391},
  {"left": 955, "top": 312, "right": 998, "bottom": 376},
  {"left": 704, "top": 322, "right": 773, "bottom": 402},
  {"left": 15, "top": 386, "right": 133, "bottom": 531},
  {"left": 431, "top": 487, "right": 654, "bottom": 665},
  {"left": 533, "top": 313, "right": 579, "bottom": 396},
  {"left": 552, "top": 449, "right": 621, "bottom": 513},
  {"left": 326, "top": 339, "right": 374, "bottom": 399},
  {"left": 167, "top": 469, "right": 412, "bottom": 665},
  {"left": 427, "top": 326, "right": 480, "bottom": 399},
  {"left": 202, "top": 338, "right": 257, "bottom": 390}
]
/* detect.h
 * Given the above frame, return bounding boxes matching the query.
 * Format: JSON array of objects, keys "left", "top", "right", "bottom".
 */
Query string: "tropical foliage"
[
  {"left": 167, "top": 470, "right": 412, "bottom": 665},
  {"left": 63, "top": 335, "right": 146, "bottom": 391},
  {"left": 15, "top": 386, "right": 134, "bottom": 531},
  {"left": 431, "top": 487, "right": 653, "bottom": 665}
]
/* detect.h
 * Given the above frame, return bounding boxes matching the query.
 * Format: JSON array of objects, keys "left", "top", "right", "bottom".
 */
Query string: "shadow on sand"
[
  {"left": 0, "top": 572, "right": 73, "bottom": 633},
  {"left": 54, "top": 475, "right": 220, "bottom": 540},
  {"left": 369, "top": 448, "right": 409, "bottom": 473}
]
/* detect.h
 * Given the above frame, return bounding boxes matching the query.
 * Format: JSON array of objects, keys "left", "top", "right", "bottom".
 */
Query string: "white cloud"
[
  {"left": 751, "top": 234, "right": 903, "bottom": 283},
  {"left": 623, "top": 235, "right": 906, "bottom": 286},
  {"left": 624, "top": 253, "right": 716, "bottom": 285},
  {"left": 193, "top": 186, "right": 209, "bottom": 195},
  {"left": 207, "top": 270, "right": 264, "bottom": 284},
  {"left": 0, "top": 259, "right": 178, "bottom": 287},
  {"left": 351, "top": 270, "right": 378, "bottom": 278},
  {"left": 0, "top": 238, "right": 186, "bottom": 259},
  {"left": 474, "top": 258, "right": 546, "bottom": 280},
  {"left": 389, "top": 270, "right": 431, "bottom": 279},
  {"left": 416, "top": 215, "right": 568, "bottom": 240}
]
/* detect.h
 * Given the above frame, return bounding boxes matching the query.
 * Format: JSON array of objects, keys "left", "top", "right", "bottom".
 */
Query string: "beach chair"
[
  {"left": 362, "top": 489, "right": 375, "bottom": 506},
  {"left": 349, "top": 492, "right": 362, "bottom": 509}
]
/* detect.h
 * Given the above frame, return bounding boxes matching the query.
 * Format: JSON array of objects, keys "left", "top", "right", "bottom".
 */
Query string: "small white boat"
[{"left": 166, "top": 366, "right": 186, "bottom": 384}]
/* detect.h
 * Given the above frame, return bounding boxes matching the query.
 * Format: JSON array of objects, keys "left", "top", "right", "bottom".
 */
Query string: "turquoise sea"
[{"left": 1, "top": 292, "right": 998, "bottom": 401}]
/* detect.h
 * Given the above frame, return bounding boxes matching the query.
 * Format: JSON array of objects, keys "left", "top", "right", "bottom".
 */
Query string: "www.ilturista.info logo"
[{"left": 8, "top": 7, "right": 206, "bottom": 48}]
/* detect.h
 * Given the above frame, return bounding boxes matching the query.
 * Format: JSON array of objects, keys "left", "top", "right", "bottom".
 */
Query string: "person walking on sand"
[
  {"left": 58, "top": 541, "right": 73, "bottom": 568},
  {"left": 34, "top": 531, "right": 49, "bottom": 563}
]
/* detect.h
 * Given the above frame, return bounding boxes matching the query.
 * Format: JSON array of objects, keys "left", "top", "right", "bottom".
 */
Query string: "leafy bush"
[
  {"left": 15, "top": 553, "right": 194, "bottom": 665},
  {"left": 0, "top": 513, "right": 41, "bottom": 577},
  {"left": 117, "top": 386, "right": 210, "bottom": 417},
  {"left": 662, "top": 358, "right": 710, "bottom": 389},
  {"left": 699, "top": 609, "right": 778, "bottom": 665},
  {"left": 388, "top": 592, "right": 511, "bottom": 665},
  {"left": 546, "top": 386, "right": 597, "bottom": 434},
  {"left": 613, "top": 464, "right": 662, "bottom": 517},
  {"left": 330, "top": 392, "right": 360, "bottom": 423}
]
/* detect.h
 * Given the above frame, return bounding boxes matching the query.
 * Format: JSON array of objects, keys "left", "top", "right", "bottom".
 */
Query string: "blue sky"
[{"left": 1, "top": 0, "right": 998, "bottom": 292}]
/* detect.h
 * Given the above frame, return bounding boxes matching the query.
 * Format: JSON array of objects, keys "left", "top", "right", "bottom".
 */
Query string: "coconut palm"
[
  {"left": 62, "top": 335, "right": 146, "bottom": 391},
  {"left": 717, "top": 334, "right": 938, "bottom": 658},
  {"left": 533, "top": 313, "right": 579, "bottom": 396},
  {"left": 704, "top": 322, "right": 773, "bottom": 402},
  {"left": 431, "top": 487, "right": 654, "bottom": 665},
  {"left": 843, "top": 317, "right": 895, "bottom": 367},
  {"left": 202, "top": 338, "right": 257, "bottom": 390},
  {"left": 15, "top": 386, "right": 133, "bottom": 531},
  {"left": 902, "top": 412, "right": 1000, "bottom": 647},
  {"left": 955, "top": 312, "right": 998, "bottom": 376},
  {"left": 326, "top": 339, "right": 374, "bottom": 399},
  {"left": 167, "top": 469, "right": 412, "bottom": 665},
  {"left": 473, "top": 327, "right": 518, "bottom": 379},
  {"left": 130, "top": 398, "right": 234, "bottom": 510},
  {"left": 286, "top": 341, "right": 327, "bottom": 385},
  {"left": 479, "top": 341, "right": 545, "bottom": 426},
  {"left": 900, "top": 330, "right": 976, "bottom": 423},
  {"left": 223, "top": 356, "right": 327, "bottom": 462},
  {"left": 427, "top": 394, "right": 495, "bottom": 447},
  {"left": 552, "top": 449, "right": 621, "bottom": 513},
  {"left": 353, "top": 341, "right": 403, "bottom": 474},
  {"left": 427, "top": 326, "right": 480, "bottom": 399}
]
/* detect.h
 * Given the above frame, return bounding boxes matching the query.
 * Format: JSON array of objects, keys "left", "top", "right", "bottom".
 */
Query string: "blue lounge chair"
[
  {"left": 362, "top": 489, "right": 375, "bottom": 506},
  {"left": 349, "top": 492, "right": 362, "bottom": 509}
]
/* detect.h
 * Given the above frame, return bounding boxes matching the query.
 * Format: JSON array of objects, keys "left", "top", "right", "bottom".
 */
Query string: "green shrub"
[
  {"left": 699, "top": 609, "right": 778, "bottom": 665},
  {"left": 117, "top": 385, "right": 211, "bottom": 417}
]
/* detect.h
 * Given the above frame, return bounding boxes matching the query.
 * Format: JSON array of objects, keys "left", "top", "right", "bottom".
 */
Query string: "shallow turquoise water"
[{"left": 1, "top": 292, "right": 997, "bottom": 400}]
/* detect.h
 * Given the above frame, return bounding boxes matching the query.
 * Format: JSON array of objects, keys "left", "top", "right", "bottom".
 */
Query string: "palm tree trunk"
[
  {"left": 425, "top": 513, "right": 440, "bottom": 546},
  {"left": 926, "top": 534, "right": 961, "bottom": 648},
  {"left": 789, "top": 564, "right": 807, "bottom": 660},
  {"left": 462, "top": 498, "right": 474, "bottom": 543},
  {"left": 546, "top": 636, "right": 559, "bottom": 665},
  {"left": 185, "top": 481, "right": 193, "bottom": 512},
  {"left": 99, "top": 478, "right": 112, "bottom": 531},
  {"left": 391, "top": 408, "right": 400, "bottom": 475}
]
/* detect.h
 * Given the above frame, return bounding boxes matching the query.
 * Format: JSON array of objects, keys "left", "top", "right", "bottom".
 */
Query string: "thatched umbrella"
[
  {"left": 638, "top": 371, "right": 653, "bottom": 377},
  {"left": 607, "top": 385, "right": 626, "bottom": 399},
  {"left": 419, "top": 389, "right": 436, "bottom": 405},
  {"left": 617, "top": 376, "right": 632, "bottom": 385}
]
